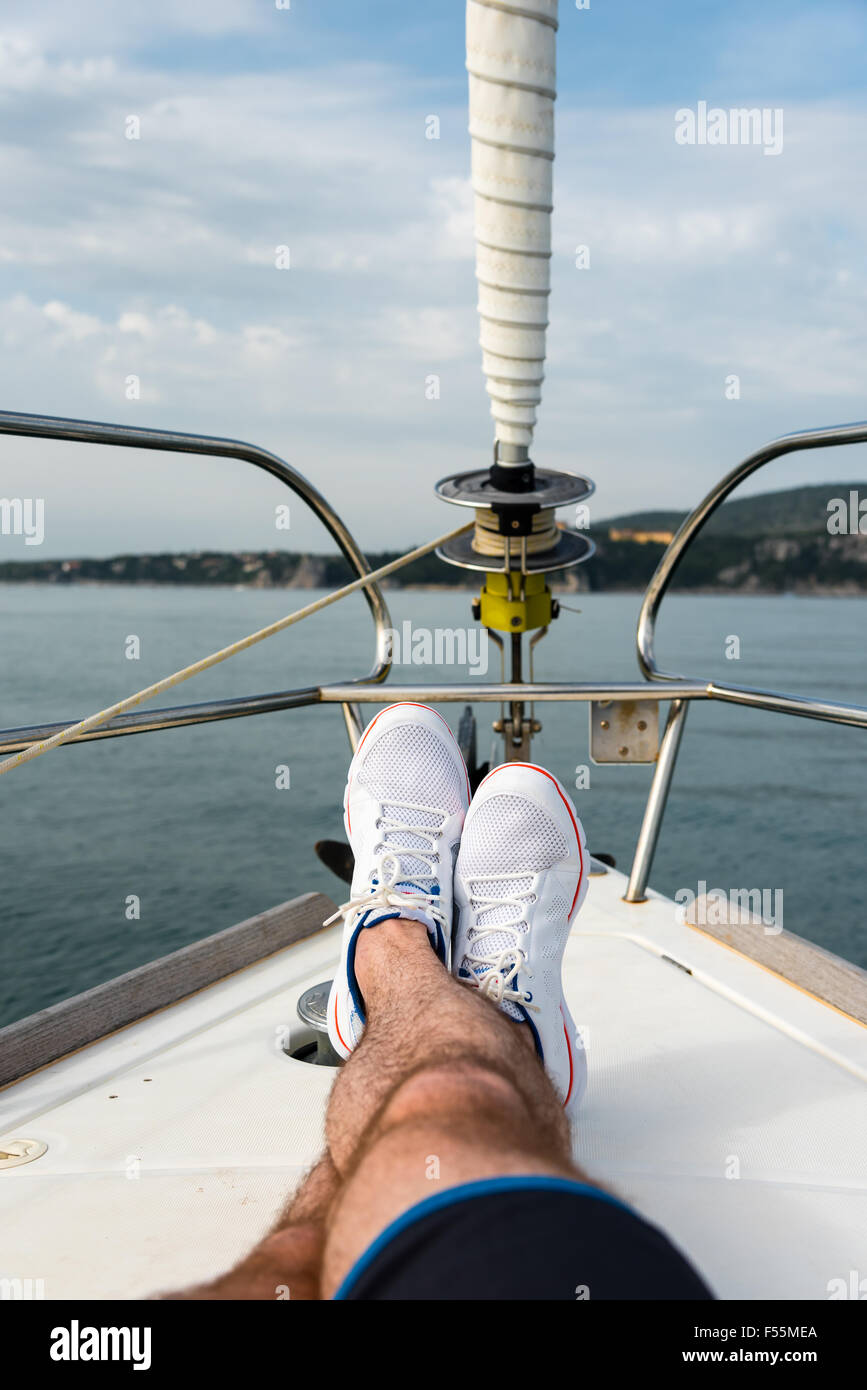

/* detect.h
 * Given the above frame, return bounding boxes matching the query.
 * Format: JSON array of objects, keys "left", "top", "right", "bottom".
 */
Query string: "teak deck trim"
[{"left": 0, "top": 891, "right": 337, "bottom": 1089}]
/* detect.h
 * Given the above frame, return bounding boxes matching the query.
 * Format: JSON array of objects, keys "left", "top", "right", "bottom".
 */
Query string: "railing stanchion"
[
  {"left": 341, "top": 702, "right": 364, "bottom": 752},
  {"left": 624, "top": 699, "right": 690, "bottom": 904}
]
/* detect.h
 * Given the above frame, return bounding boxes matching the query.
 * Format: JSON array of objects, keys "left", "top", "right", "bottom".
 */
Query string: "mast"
[
  {"left": 467, "top": 0, "right": 557, "bottom": 467},
  {"left": 436, "top": 0, "right": 594, "bottom": 761}
]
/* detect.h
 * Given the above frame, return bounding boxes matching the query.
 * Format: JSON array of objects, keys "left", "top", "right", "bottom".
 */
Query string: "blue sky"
[
  {"left": 123, "top": 2, "right": 867, "bottom": 104},
  {"left": 0, "top": 0, "right": 865, "bottom": 558}
]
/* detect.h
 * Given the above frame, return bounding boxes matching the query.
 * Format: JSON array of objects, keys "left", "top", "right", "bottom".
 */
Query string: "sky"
[{"left": 0, "top": 0, "right": 865, "bottom": 559}]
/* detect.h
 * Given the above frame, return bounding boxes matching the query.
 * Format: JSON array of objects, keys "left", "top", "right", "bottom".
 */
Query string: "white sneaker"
[
  {"left": 326, "top": 703, "right": 471, "bottom": 1059},
  {"left": 453, "top": 763, "right": 589, "bottom": 1116}
]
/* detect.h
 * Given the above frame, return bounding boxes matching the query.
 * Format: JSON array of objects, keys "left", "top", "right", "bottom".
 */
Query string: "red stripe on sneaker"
[
  {"left": 477, "top": 763, "right": 586, "bottom": 914},
  {"left": 346, "top": 702, "right": 471, "bottom": 832},
  {"left": 332, "top": 988, "right": 351, "bottom": 1055},
  {"left": 561, "top": 1006, "right": 574, "bottom": 1107}
]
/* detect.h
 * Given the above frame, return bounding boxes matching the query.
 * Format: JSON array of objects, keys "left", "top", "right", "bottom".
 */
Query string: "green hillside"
[{"left": 601, "top": 482, "right": 867, "bottom": 538}]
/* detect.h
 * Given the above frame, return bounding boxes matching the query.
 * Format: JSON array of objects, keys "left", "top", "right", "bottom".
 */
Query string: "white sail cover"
[{"left": 466, "top": 0, "right": 557, "bottom": 449}]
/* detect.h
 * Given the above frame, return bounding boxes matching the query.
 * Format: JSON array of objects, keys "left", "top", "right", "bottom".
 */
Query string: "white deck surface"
[{"left": 1, "top": 867, "right": 865, "bottom": 1300}]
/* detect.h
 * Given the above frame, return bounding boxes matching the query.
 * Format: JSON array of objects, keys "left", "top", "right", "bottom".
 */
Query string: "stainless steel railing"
[
  {"left": 637, "top": 420, "right": 867, "bottom": 705},
  {"left": 623, "top": 419, "right": 867, "bottom": 899},
  {"left": 1, "top": 410, "right": 866, "bottom": 904},
  {"left": 0, "top": 409, "right": 393, "bottom": 750}
]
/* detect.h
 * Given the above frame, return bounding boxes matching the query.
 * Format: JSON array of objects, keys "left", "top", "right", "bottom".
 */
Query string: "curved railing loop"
[
  {"left": 0, "top": 409, "right": 392, "bottom": 751},
  {"left": 636, "top": 420, "right": 867, "bottom": 682}
]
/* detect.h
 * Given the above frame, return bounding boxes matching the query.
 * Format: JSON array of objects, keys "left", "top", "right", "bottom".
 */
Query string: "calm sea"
[{"left": 1, "top": 583, "right": 865, "bottom": 1027}]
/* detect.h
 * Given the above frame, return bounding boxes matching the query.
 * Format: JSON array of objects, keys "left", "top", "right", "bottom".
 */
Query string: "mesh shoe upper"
[
  {"left": 453, "top": 763, "right": 588, "bottom": 1114},
  {"left": 356, "top": 723, "right": 467, "bottom": 888},
  {"left": 327, "top": 704, "right": 470, "bottom": 1060},
  {"left": 457, "top": 793, "right": 569, "bottom": 1018}
]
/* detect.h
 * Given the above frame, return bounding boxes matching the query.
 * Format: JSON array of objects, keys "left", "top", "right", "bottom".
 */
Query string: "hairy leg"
[
  {"left": 321, "top": 918, "right": 593, "bottom": 1297},
  {"left": 159, "top": 1150, "right": 340, "bottom": 1301},
  {"left": 162, "top": 908, "right": 589, "bottom": 1300},
  {"left": 325, "top": 920, "right": 570, "bottom": 1173}
]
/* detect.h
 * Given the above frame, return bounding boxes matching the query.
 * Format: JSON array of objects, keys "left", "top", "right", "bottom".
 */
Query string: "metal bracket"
[{"left": 590, "top": 699, "right": 659, "bottom": 764}]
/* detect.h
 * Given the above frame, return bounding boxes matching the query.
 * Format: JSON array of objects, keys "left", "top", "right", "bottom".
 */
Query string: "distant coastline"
[
  {"left": 2, "top": 481, "right": 865, "bottom": 595},
  {"left": 1, "top": 536, "right": 866, "bottom": 597},
  {"left": 2, "top": 580, "right": 865, "bottom": 596}
]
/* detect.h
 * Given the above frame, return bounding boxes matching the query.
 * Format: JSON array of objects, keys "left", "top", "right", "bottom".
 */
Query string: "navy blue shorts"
[{"left": 333, "top": 1177, "right": 713, "bottom": 1301}]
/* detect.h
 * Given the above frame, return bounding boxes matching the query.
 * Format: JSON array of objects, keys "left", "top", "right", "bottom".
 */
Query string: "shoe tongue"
[
  {"left": 462, "top": 874, "right": 533, "bottom": 1005},
  {"left": 379, "top": 803, "right": 442, "bottom": 885},
  {"left": 469, "top": 874, "right": 533, "bottom": 947}
]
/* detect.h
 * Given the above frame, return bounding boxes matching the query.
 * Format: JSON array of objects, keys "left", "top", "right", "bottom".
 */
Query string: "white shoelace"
[
  {"left": 463, "top": 872, "right": 539, "bottom": 1012},
  {"left": 324, "top": 801, "right": 449, "bottom": 933}
]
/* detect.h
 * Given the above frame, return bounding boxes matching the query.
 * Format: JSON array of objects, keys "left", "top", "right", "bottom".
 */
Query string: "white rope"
[
  {"left": 467, "top": 0, "right": 557, "bottom": 448},
  {"left": 472, "top": 506, "right": 558, "bottom": 556},
  {"left": 0, "top": 522, "right": 472, "bottom": 778}
]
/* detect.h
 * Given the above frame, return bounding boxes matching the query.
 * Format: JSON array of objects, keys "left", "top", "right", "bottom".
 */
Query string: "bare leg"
[
  {"left": 159, "top": 1151, "right": 340, "bottom": 1300},
  {"left": 161, "top": 913, "right": 593, "bottom": 1300},
  {"left": 321, "top": 918, "right": 595, "bottom": 1298}
]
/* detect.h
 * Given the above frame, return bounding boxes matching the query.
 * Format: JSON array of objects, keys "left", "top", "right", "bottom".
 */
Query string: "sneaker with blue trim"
[
  {"left": 452, "top": 763, "right": 589, "bottom": 1116},
  {"left": 326, "top": 703, "right": 471, "bottom": 1059}
]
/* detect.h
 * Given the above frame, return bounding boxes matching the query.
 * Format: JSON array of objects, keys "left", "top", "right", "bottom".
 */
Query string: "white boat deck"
[{"left": 1, "top": 867, "right": 865, "bottom": 1300}]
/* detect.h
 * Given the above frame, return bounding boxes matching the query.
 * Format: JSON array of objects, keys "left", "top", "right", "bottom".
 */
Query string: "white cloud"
[
  {"left": 0, "top": 0, "right": 265, "bottom": 53},
  {"left": 0, "top": 24, "right": 864, "bottom": 552},
  {"left": 42, "top": 300, "right": 103, "bottom": 341}
]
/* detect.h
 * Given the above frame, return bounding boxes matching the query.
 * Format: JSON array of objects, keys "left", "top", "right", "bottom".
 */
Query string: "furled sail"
[{"left": 466, "top": 0, "right": 557, "bottom": 452}]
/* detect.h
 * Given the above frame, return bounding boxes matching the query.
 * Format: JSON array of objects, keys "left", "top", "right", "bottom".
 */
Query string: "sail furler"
[{"left": 467, "top": 0, "right": 558, "bottom": 449}]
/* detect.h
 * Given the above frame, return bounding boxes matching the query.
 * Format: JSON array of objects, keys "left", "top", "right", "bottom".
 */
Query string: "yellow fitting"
[{"left": 478, "top": 571, "right": 552, "bottom": 633}]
